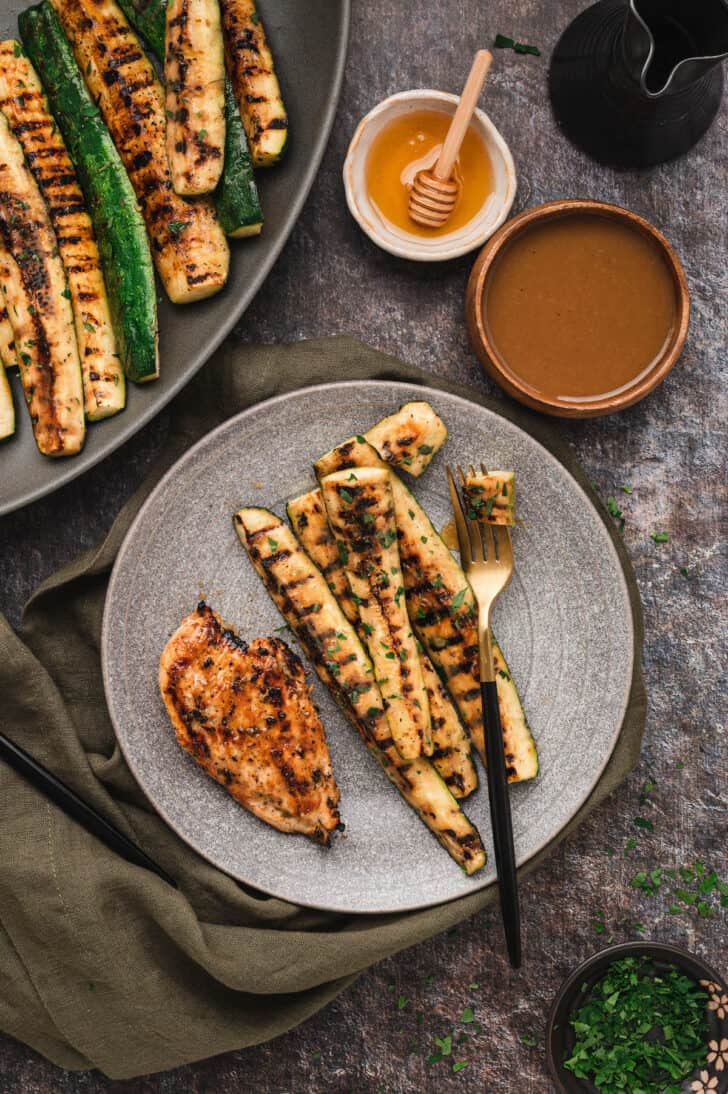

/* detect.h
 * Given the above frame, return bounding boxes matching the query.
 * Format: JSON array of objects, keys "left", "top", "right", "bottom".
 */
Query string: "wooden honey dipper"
[{"left": 408, "top": 50, "right": 493, "bottom": 229}]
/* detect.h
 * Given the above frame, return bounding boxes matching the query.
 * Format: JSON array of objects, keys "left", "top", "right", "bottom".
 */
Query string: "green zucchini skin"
[
  {"left": 315, "top": 437, "right": 540, "bottom": 783},
  {"left": 234, "top": 506, "right": 486, "bottom": 875},
  {"left": 19, "top": 2, "right": 159, "bottom": 384},
  {"left": 115, "top": 0, "right": 263, "bottom": 237}
]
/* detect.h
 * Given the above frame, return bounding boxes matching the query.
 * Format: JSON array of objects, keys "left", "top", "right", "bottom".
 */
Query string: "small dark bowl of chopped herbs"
[{"left": 546, "top": 942, "right": 728, "bottom": 1094}]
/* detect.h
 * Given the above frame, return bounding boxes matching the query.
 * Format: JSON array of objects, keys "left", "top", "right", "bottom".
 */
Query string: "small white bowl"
[{"left": 343, "top": 89, "right": 517, "bottom": 262}]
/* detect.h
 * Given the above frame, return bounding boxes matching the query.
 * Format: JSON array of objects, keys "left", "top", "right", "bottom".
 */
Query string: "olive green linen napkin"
[{"left": 0, "top": 337, "right": 646, "bottom": 1079}]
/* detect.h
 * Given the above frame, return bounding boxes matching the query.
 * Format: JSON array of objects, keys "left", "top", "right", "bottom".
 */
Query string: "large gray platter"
[
  {"left": 103, "top": 381, "right": 634, "bottom": 914},
  {"left": 0, "top": 0, "right": 349, "bottom": 516}
]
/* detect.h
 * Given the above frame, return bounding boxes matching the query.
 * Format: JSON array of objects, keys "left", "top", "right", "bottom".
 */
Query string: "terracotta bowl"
[
  {"left": 545, "top": 941, "right": 728, "bottom": 1092},
  {"left": 465, "top": 199, "right": 690, "bottom": 418}
]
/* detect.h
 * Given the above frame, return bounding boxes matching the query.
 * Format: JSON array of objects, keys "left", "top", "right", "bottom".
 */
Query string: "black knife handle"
[{"left": 481, "top": 680, "right": 521, "bottom": 968}]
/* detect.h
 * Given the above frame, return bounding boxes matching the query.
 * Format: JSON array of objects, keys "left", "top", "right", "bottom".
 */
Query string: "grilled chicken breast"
[{"left": 159, "top": 603, "right": 341, "bottom": 844}]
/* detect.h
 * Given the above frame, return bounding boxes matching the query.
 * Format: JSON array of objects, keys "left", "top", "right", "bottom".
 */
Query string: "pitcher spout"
[{"left": 627, "top": 0, "right": 728, "bottom": 97}]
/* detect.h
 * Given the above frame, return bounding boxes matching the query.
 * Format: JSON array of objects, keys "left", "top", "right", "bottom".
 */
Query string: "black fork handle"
[{"left": 481, "top": 680, "right": 522, "bottom": 969}]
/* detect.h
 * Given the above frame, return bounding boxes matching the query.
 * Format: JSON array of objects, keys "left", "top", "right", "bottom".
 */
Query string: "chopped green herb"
[
  {"left": 650, "top": 531, "right": 670, "bottom": 543},
  {"left": 452, "top": 1061, "right": 469, "bottom": 1073},
  {"left": 494, "top": 33, "right": 514, "bottom": 48},
  {"left": 168, "top": 220, "right": 190, "bottom": 238},
  {"left": 633, "top": 816, "right": 654, "bottom": 831},
  {"left": 418, "top": 444, "right": 434, "bottom": 455},
  {"left": 460, "top": 1007, "right": 475, "bottom": 1024},
  {"left": 13, "top": 41, "right": 23, "bottom": 56},
  {"left": 450, "top": 588, "right": 467, "bottom": 612},
  {"left": 622, "top": 485, "right": 633, "bottom": 494},
  {"left": 356, "top": 434, "right": 366, "bottom": 444},
  {"left": 606, "top": 496, "right": 625, "bottom": 533},
  {"left": 61, "top": 287, "right": 72, "bottom": 300},
  {"left": 680, "top": 566, "right": 689, "bottom": 578},
  {"left": 564, "top": 956, "right": 709, "bottom": 1092}
]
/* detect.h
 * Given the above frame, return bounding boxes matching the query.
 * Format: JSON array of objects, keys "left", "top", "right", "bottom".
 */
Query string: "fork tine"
[
  {"left": 480, "top": 461, "right": 489, "bottom": 476},
  {"left": 456, "top": 464, "right": 466, "bottom": 487},
  {"left": 468, "top": 464, "right": 476, "bottom": 479},
  {"left": 482, "top": 521, "right": 497, "bottom": 562},
  {"left": 493, "top": 525, "right": 513, "bottom": 567},
  {"left": 446, "top": 467, "right": 472, "bottom": 567}
]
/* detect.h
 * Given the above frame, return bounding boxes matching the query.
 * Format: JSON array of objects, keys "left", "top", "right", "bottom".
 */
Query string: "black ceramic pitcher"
[{"left": 549, "top": 0, "right": 728, "bottom": 167}]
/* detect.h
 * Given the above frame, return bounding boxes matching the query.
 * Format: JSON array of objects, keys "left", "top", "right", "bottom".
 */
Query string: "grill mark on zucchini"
[
  {"left": 234, "top": 507, "right": 486, "bottom": 874},
  {"left": 49, "top": 0, "right": 229, "bottom": 304},
  {"left": 314, "top": 436, "right": 539, "bottom": 783},
  {"left": 287, "top": 488, "right": 477, "bottom": 798}
]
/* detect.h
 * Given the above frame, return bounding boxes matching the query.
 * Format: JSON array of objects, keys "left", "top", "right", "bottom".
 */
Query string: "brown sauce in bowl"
[{"left": 483, "top": 214, "right": 679, "bottom": 402}]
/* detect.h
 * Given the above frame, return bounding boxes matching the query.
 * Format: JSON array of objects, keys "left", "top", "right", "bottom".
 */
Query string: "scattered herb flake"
[{"left": 650, "top": 531, "right": 670, "bottom": 543}]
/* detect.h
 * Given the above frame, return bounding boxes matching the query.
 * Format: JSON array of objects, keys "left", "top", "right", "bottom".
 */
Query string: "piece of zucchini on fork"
[
  {"left": 165, "top": 0, "right": 226, "bottom": 197},
  {"left": 320, "top": 466, "right": 433, "bottom": 761},
  {"left": 0, "top": 110, "right": 85, "bottom": 457},
  {"left": 0, "top": 39, "right": 125, "bottom": 420},
  {"left": 234, "top": 506, "right": 486, "bottom": 875},
  {"left": 315, "top": 436, "right": 539, "bottom": 783},
  {"left": 115, "top": 0, "right": 263, "bottom": 238},
  {"left": 464, "top": 471, "right": 516, "bottom": 526},
  {"left": 287, "top": 488, "right": 478, "bottom": 798},
  {"left": 220, "top": 0, "right": 288, "bottom": 166}
]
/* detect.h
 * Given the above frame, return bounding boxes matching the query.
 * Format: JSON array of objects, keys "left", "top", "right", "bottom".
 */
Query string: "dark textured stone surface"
[{"left": 0, "top": 0, "right": 726, "bottom": 1090}]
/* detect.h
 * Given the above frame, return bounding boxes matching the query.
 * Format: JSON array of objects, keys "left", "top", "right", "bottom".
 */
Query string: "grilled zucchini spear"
[
  {"left": 20, "top": 2, "right": 158, "bottom": 385},
  {"left": 320, "top": 467, "right": 433, "bottom": 761},
  {"left": 115, "top": 0, "right": 263, "bottom": 237},
  {"left": 0, "top": 361, "right": 14, "bottom": 441},
  {"left": 165, "top": 0, "right": 226, "bottom": 197},
  {"left": 287, "top": 488, "right": 477, "bottom": 798},
  {"left": 49, "top": 0, "right": 229, "bottom": 303},
  {"left": 220, "top": 0, "right": 288, "bottom": 166},
  {"left": 0, "top": 40, "right": 125, "bottom": 420},
  {"left": 0, "top": 110, "right": 85, "bottom": 457},
  {"left": 315, "top": 437, "right": 539, "bottom": 783},
  {"left": 234, "top": 507, "right": 486, "bottom": 875}
]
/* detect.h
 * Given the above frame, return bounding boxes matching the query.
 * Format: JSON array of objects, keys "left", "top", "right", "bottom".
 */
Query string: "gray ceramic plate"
[
  {"left": 103, "top": 381, "right": 635, "bottom": 914},
  {"left": 0, "top": 0, "right": 349, "bottom": 517}
]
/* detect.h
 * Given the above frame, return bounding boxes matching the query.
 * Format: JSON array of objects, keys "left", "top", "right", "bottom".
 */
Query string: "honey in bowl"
[
  {"left": 366, "top": 109, "right": 494, "bottom": 238},
  {"left": 483, "top": 213, "right": 679, "bottom": 404}
]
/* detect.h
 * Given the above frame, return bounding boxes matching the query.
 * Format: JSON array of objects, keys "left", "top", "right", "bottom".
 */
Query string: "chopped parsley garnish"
[
  {"left": 356, "top": 434, "right": 366, "bottom": 444},
  {"left": 418, "top": 444, "right": 434, "bottom": 455},
  {"left": 377, "top": 529, "right": 397, "bottom": 548},
  {"left": 606, "top": 495, "right": 625, "bottom": 533},
  {"left": 337, "top": 541, "right": 349, "bottom": 566},
  {"left": 622, "top": 484, "right": 633, "bottom": 494},
  {"left": 61, "top": 288, "right": 71, "bottom": 299},
  {"left": 83, "top": 320, "right": 95, "bottom": 332},
  {"left": 339, "top": 488, "right": 353, "bottom": 504},
  {"left": 450, "top": 588, "right": 467, "bottom": 612},
  {"left": 266, "top": 536, "right": 278, "bottom": 550},
  {"left": 650, "top": 531, "right": 670, "bottom": 543},
  {"left": 13, "top": 41, "right": 23, "bottom": 57},
  {"left": 563, "top": 956, "right": 709, "bottom": 1092},
  {"left": 168, "top": 220, "right": 190, "bottom": 238},
  {"left": 680, "top": 566, "right": 689, "bottom": 578}
]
